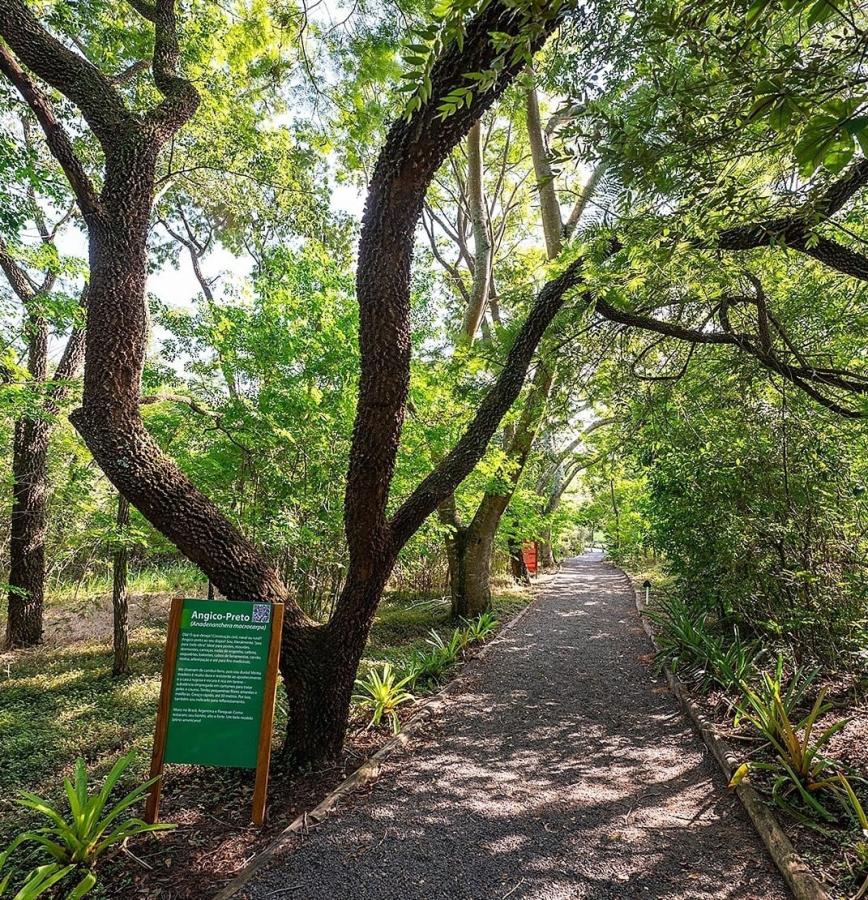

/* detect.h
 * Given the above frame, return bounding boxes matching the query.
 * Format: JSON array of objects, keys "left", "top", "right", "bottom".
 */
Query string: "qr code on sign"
[{"left": 252, "top": 603, "right": 271, "bottom": 624}]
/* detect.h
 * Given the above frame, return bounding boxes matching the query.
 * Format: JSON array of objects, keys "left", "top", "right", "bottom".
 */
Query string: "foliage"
[
  {"left": 352, "top": 663, "right": 416, "bottom": 734},
  {"left": 405, "top": 612, "right": 501, "bottom": 688},
  {"left": 0, "top": 753, "right": 172, "bottom": 899},
  {"left": 731, "top": 685, "right": 867, "bottom": 831},
  {"left": 734, "top": 653, "right": 819, "bottom": 740},
  {"left": 648, "top": 595, "right": 758, "bottom": 692},
  {"left": 460, "top": 612, "right": 499, "bottom": 644}
]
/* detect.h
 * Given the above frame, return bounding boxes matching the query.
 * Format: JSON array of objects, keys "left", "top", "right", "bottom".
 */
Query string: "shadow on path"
[{"left": 241, "top": 552, "right": 789, "bottom": 900}]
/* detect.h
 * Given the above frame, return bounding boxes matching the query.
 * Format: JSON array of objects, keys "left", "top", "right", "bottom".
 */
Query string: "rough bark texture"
[
  {"left": 6, "top": 310, "right": 47, "bottom": 646},
  {"left": 3, "top": 275, "right": 85, "bottom": 648},
  {"left": 317, "top": 3, "right": 565, "bottom": 760},
  {"left": 112, "top": 493, "right": 131, "bottom": 676},
  {"left": 1, "top": 0, "right": 570, "bottom": 763}
]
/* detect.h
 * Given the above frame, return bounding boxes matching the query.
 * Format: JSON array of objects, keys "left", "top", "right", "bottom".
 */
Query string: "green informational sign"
[{"left": 163, "top": 599, "right": 273, "bottom": 769}]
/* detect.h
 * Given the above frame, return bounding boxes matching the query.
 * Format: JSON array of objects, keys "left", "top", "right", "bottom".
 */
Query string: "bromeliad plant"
[
  {"left": 648, "top": 596, "right": 758, "bottom": 692},
  {"left": 731, "top": 682, "right": 868, "bottom": 830},
  {"left": 353, "top": 663, "right": 416, "bottom": 734},
  {"left": 0, "top": 752, "right": 172, "bottom": 899},
  {"left": 461, "top": 612, "right": 500, "bottom": 645},
  {"left": 734, "top": 653, "right": 819, "bottom": 740}
]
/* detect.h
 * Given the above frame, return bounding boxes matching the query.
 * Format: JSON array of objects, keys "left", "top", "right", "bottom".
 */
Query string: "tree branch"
[
  {"left": 0, "top": 44, "right": 101, "bottom": 217},
  {"left": 390, "top": 258, "right": 586, "bottom": 546},
  {"left": 594, "top": 295, "right": 866, "bottom": 418},
  {"left": 0, "top": 2, "right": 132, "bottom": 145},
  {"left": 714, "top": 157, "right": 868, "bottom": 281},
  {"left": 145, "top": 0, "right": 200, "bottom": 137}
]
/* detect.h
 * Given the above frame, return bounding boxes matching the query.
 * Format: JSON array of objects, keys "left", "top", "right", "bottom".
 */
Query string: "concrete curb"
[
  {"left": 213, "top": 580, "right": 548, "bottom": 899},
  {"left": 628, "top": 571, "right": 830, "bottom": 900}
]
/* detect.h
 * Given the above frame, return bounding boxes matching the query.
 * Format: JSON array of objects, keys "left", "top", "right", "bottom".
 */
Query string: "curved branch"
[
  {"left": 0, "top": 44, "right": 101, "bottom": 217},
  {"left": 0, "top": 2, "right": 132, "bottom": 144},
  {"left": 594, "top": 296, "right": 866, "bottom": 418}
]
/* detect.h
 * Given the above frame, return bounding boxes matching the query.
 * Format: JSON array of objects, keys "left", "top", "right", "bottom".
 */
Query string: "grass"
[
  {"left": 46, "top": 562, "right": 206, "bottom": 607},
  {"left": 0, "top": 573, "right": 532, "bottom": 879}
]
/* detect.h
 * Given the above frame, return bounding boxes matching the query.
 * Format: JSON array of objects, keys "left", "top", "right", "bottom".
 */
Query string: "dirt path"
[{"left": 239, "top": 553, "right": 789, "bottom": 899}]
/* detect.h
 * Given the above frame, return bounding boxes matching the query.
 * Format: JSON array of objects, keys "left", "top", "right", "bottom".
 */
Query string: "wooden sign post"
[{"left": 145, "top": 598, "right": 284, "bottom": 826}]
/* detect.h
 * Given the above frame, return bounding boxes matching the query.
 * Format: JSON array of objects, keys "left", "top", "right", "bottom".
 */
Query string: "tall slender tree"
[{"left": 0, "top": 150, "right": 85, "bottom": 646}]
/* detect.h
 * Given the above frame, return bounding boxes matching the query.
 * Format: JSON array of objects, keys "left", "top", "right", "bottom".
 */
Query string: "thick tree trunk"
[
  {"left": 281, "top": 561, "right": 395, "bottom": 766},
  {"left": 112, "top": 493, "right": 130, "bottom": 676},
  {"left": 454, "top": 497, "right": 504, "bottom": 616},
  {"left": 1, "top": 0, "right": 565, "bottom": 767}
]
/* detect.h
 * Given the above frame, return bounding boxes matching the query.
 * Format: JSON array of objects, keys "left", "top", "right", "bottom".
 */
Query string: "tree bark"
[
  {"left": 508, "top": 536, "right": 531, "bottom": 583},
  {"left": 538, "top": 533, "right": 555, "bottom": 569},
  {"left": 450, "top": 362, "right": 554, "bottom": 615},
  {"left": 1, "top": 0, "right": 568, "bottom": 765},
  {"left": 112, "top": 493, "right": 130, "bottom": 676},
  {"left": 6, "top": 297, "right": 85, "bottom": 648},
  {"left": 6, "top": 311, "right": 48, "bottom": 646},
  {"left": 525, "top": 85, "right": 563, "bottom": 259},
  {"left": 459, "top": 120, "right": 492, "bottom": 343}
]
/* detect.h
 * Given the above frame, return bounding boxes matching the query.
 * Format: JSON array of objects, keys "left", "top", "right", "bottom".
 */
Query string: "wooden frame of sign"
[{"left": 145, "top": 598, "right": 285, "bottom": 826}]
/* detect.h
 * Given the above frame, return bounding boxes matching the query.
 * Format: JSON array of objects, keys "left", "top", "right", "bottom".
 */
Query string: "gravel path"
[{"left": 240, "top": 552, "right": 789, "bottom": 899}]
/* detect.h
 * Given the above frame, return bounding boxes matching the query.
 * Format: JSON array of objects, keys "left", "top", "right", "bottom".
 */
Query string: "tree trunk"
[
  {"left": 0, "top": 0, "right": 565, "bottom": 767},
  {"left": 452, "top": 493, "right": 509, "bottom": 616},
  {"left": 6, "top": 310, "right": 49, "bottom": 648},
  {"left": 6, "top": 414, "right": 50, "bottom": 647},
  {"left": 459, "top": 120, "right": 491, "bottom": 343},
  {"left": 538, "top": 533, "right": 555, "bottom": 569},
  {"left": 5, "top": 299, "right": 85, "bottom": 649},
  {"left": 281, "top": 562, "right": 395, "bottom": 766},
  {"left": 508, "top": 536, "right": 531, "bottom": 584},
  {"left": 525, "top": 85, "right": 563, "bottom": 260},
  {"left": 112, "top": 493, "right": 130, "bottom": 676}
]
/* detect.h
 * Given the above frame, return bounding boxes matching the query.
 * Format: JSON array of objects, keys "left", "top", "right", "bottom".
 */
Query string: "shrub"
[
  {"left": 648, "top": 595, "right": 757, "bottom": 692},
  {"left": 732, "top": 683, "right": 868, "bottom": 830},
  {"left": 461, "top": 612, "right": 499, "bottom": 644},
  {"left": 735, "top": 653, "right": 819, "bottom": 740}
]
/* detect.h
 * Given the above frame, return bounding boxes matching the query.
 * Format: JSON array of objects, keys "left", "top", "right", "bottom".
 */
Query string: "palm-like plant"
[
  {"left": 353, "top": 663, "right": 416, "bottom": 733},
  {"left": 735, "top": 653, "right": 818, "bottom": 739},
  {"left": 731, "top": 687, "right": 866, "bottom": 828},
  {"left": 0, "top": 752, "right": 173, "bottom": 899},
  {"left": 461, "top": 612, "right": 500, "bottom": 644}
]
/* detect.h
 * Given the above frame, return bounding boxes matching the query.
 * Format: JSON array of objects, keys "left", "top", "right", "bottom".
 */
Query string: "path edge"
[
  {"left": 626, "top": 567, "right": 829, "bottom": 900},
  {"left": 213, "top": 573, "right": 553, "bottom": 900}
]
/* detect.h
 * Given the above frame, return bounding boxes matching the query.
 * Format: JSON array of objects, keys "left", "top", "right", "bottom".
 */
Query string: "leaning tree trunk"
[
  {"left": 0, "top": 0, "right": 565, "bottom": 767},
  {"left": 112, "top": 493, "right": 130, "bottom": 676},
  {"left": 450, "top": 361, "right": 555, "bottom": 616}
]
